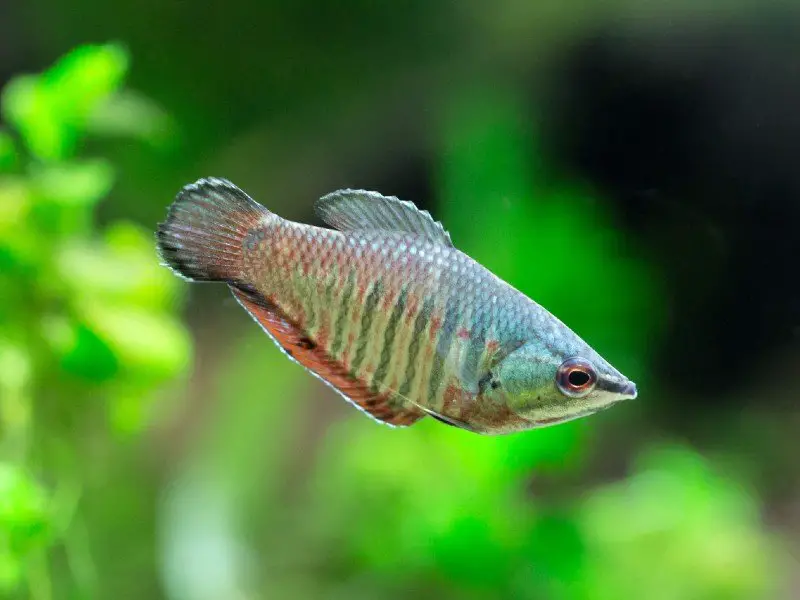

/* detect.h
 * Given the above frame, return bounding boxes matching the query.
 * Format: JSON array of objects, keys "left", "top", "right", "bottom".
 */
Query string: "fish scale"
[
  {"left": 156, "top": 178, "right": 637, "bottom": 434},
  {"left": 248, "top": 221, "right": 499, "bottom": 409}
]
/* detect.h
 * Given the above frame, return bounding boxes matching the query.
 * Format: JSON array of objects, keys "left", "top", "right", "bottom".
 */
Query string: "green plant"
[{"left": 0, "top": 43, "right": 188, "bottom": 597}]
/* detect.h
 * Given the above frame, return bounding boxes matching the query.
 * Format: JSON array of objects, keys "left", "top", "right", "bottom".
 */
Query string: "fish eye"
[{"left": 556, "top": 358, "right": 597, "bottom": 398}]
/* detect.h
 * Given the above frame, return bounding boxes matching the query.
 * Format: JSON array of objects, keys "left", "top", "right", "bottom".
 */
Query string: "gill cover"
[{"left": 494, "top": 341, "right": 559, "bottom": 409}]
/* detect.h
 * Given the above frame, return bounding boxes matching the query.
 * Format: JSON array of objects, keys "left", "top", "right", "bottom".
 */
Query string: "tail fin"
[{"left": 156, "top": 177, "right": 269, "bottom": 282}]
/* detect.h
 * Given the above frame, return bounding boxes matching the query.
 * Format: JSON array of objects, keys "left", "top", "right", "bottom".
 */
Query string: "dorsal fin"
[{"left": 315, "top": 189, "right": 454, "bottom": 247}]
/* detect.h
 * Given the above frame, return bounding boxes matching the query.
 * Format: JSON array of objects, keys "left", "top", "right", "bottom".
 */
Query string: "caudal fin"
[{"left": 156, "top": 177, "right": 269, "bottom": 282}]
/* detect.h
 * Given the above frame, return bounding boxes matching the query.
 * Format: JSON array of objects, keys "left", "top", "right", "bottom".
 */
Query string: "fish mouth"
[
  {"left": 618, "top": 381, "right": 638, "bottom": 399},
  {"left": 597, "top": 379, "right": 638, "bottom": 399}
]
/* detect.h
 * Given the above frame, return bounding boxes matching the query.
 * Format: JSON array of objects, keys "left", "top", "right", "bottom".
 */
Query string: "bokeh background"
[{"left": 1, "top": 1, "right": 799, "bottom": 598}]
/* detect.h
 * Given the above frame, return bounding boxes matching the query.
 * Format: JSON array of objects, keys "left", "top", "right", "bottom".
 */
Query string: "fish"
[{"left": 156, "top": 177, "right": 637, "bottom": 435}]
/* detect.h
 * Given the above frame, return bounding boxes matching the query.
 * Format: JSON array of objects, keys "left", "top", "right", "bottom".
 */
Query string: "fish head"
[{"left": 486, "top": 338, "right": 637, "bottom": 428}]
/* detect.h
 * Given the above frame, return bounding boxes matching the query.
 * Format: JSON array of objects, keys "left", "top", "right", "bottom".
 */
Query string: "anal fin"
[{"left": 230, "top": 285, "right": 425, "bottom": 428}]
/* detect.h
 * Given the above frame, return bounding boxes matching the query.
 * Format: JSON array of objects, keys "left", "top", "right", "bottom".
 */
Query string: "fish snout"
[
  {"left": 619, "top": 381, "right": 638, "bottom": 399},
  {"left": 598, "top": 378, "right": 638, "bottom": 400}
]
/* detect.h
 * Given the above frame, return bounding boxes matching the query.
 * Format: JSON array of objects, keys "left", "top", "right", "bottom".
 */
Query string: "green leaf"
[
  {"left": 44, "top": 43, "right": 129, "bottom": 115},
  {"left": 1, "top": 75, "right": 60, "bottom": 161},
  {"left": 1, "top": 43, "right": 129, "bottom": 161},
  {"left": 51, "top": 319, "right": 119, "bottom": 382},
  {"left": 0, "top": 549, "right": 22, "bottom": 594},
  {"left": 107, "top": 385, "right": 155, "bottom": 436},
  {"left": 22, "top": 160, "right": 115, "bottom": 238},
  {"left": 0, "top": 177, "right": 31, "bottom": 233},
  {"left": 80, "top": 303, "right": 191, "bottom": 382},
  {"left": 0, "top": 464, "right": 51, "bottom": 558},
  {"left": 0, "top": 131, "right": 18, "bottom": 172},
  {"left": 0, "top": 339, "right": 32, "bottom": 395},
  {"left": 87, "top": 89, "right": 174, "bottom": 146},
  {"left": 103, "top": 222, "right": 184, "bottom": 308},
  {"left": 31, "top": 159, "right": 115, "bottom": 208},
  {"left": 56, "top": 222, "right": 183, "bottom": 310},
  {"left": 0, "top": 178, "right": 38, "bottom": 280},
  {"left": 0, "top": 229, "right": 42, "bottom": 282}
]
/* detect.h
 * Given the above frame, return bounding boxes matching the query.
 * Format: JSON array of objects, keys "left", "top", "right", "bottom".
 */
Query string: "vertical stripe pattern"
[
  {"left": 427, "top": 297, "right": 459, "bottom": 403},
  {"left": 372, "top": 286, "right": 408, "bottom": 391},
  {"left": 238, "top": 216, "right": 549, "bottom": 431},
  {"left": 399, "top": 295, "right": 434, "bottom": 397},
  {"left": 351, "top": 279, "right": 383, "bottom": 372},
  {"left": 330, "top": 269, "right": 356, "bottom": 357}
]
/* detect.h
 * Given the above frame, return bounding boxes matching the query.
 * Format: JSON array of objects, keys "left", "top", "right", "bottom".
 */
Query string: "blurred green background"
[{"left": 1, "top": 1, "right": 799, "bottom": 598}]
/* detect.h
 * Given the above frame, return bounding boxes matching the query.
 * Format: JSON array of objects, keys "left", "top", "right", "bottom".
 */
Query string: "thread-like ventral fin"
[
  {"left": 315, "top": 189, "right": 453, "bottom": 247},
  {"left": 156, "top": 177, "right": 269, "bottom": 282}
]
